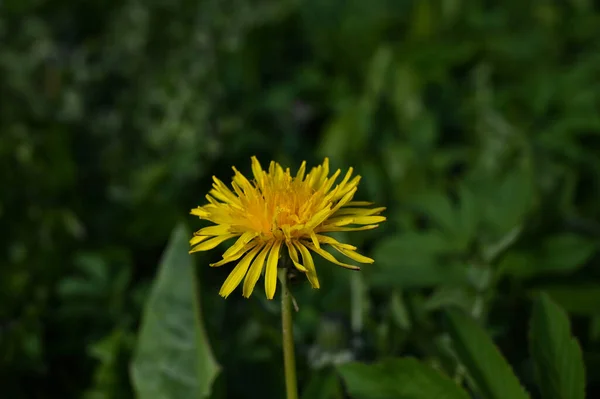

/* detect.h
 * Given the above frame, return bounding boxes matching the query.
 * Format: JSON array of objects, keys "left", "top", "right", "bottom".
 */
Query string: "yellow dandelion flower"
[{"left": 189, "top": 156, "right": 385, "bottom": 299}]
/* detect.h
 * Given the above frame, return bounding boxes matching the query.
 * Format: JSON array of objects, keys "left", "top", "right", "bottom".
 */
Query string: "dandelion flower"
[{"left": 189, "top": 157, "right": 385, "bottom": 299}]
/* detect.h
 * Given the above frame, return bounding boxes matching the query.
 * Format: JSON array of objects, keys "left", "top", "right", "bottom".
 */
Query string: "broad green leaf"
[
  {"left": 338, "top": 358, "right": 470, "bottom": 399},
  {"left": 529, "top": 293, "right": 586, "bottom": 399},
  {"left": 531, "top": 286, "right": 600, "bottom": 316},
  {"left": 131, "top": 224, "right": 220, "bottom": 399},
  {"left": 412, "top": 192, "right": 457, "bottom": 236},
  {"left": 482, "top": 169, "right": 533, "bottom": 241},
  {"left": 539, "top": 234, "right": 596, "bottom": 273},
  {"left": 370, "top": 233, "right": 467, "bottom": 288},
  {"left": 445, "top": 309, "right": 530, "bottom": 399},
  {"left": 499, "top": 234, "right": 596, "bottom": 278}
]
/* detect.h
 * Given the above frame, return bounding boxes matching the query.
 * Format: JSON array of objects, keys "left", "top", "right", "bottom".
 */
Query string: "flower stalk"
[{"left": 279, "top": 267, "right": 299, "bottom": 399}]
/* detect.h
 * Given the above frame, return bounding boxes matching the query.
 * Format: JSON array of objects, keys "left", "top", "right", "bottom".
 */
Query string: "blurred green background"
[{"left": 2, "top": 0, "right": 600, "bottom": 398}]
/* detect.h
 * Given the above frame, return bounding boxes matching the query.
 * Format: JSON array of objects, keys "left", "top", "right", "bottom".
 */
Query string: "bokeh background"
[{"left": 2, "top": 0, "right": 600, "bottom": 398}]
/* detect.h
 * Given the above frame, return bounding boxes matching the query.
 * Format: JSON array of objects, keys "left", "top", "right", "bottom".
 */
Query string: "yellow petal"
[
  {"left": 317, "top": 224, "right": 380, "bottom": 233},
  {"left": 325, "top": 215, "right": 386, "bottom": 227},
  {"left": 264, "top": 240, "right": 282, "bottom": 299},
  {"left": 306, "top": 163, "right": 324, "bottom": 188},
  {"left": 194, "top": 224, "right": 231, "bottom": 236},
  {"left": 284, "top": 240, "right": 308, "bottom": 272},
  {"left": 304, "top": 242, "right": 360, "bottom": 270},
  {"left": 211, "top": 176, "right": 242, "bottom": 206},
  {"left": 189, "top": 234, "right": 237, "bottom": 253},
  {"left": 231, "top": 180, "right": 245, "bottom": 198},
  {"left": 332, "top": 246, "right": 374, "bottom": 264},
  {"left": 293, "top": 242, "right": 320, "bottom": 289},
  {"left": 268, "top": 160, "right": 276, "bottom": 176},
  {"left": 205, "top": 194, "right": 219, "bottom": 206},
  {"left": 190, "top": 207, "right": 210, "bottom": 218},
  {"left": 190, "top": 235, "right": 210, "bottom": 245},
  {"left": 273, "top": 162, "right": 285, "bottom": 180},
  {"left": 314, "top": 234, "right": 356, "bottom": 250},
  {"left": 309, "top": 230, "right": 320, "bottom": 249},
  {"left": 329, "top": 188, "right": 357, "bottom": 214},
  {"left": 333, "top": 207, "right": 386, "bottom": 216},
  {"left": 251, "top": 156, "right": 265, "bottom": 189},
  {"left": 210, "top": 242, "right": 258, "bottom": 267},
  {"left": 305, "top": 207, "right": 333, "bottom": 230},
  {"left": 209, "top": 188, "right": 242, "bottom": 209},
  {"left": 295, "top": 161, "right": 307, "bottom": 181},
  {"left": 242, "top": 242, "right": 271, "bottom": 297},
  {"left": 320, "top": 169, "right": 341, "bottom": 194},
  {"left": 218, "top": 245, "right": 262, "bottom": 298},
  {"left": 333, "top": 176, "right": 361, "bottom": 201},
  {"left": 221, "top": 231, "right": 257, "bottom": 259},
  {"left": 339, "top": 167, "right": 353, "bottom": 185},
  {"left": 344, "top": 200, "right": 373, "bottom": 206},
  {"left": 232, "top": 167, "right": 253, "bottom": 192}
]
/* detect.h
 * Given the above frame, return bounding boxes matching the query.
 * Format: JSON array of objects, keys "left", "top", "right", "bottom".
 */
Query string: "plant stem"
[{"left": 279, "top": 268, "right": 299, "bottom": 399}]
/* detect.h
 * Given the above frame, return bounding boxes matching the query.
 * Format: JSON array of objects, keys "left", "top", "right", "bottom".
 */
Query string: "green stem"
[{"left": 279, "top": 268, "right": 299, "bottom": 399}]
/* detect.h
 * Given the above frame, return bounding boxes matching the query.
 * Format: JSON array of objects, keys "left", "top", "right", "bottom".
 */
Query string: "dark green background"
[{"left": 2, "top": 0, "right": 600, "bottom": 398}]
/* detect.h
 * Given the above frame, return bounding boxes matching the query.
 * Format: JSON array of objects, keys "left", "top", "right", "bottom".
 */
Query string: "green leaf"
[
  {"left": 370, "top": 233, "right": 467, "bottom": 288},
  {"left": 337, "top": 358, "right": 470, "bottom": 399},
  {"left": 412, "top": 192, "right": 457, "bottom": 236},
  {"left": 530, "top": 285, "right": 600, "bottom": 316},
  {"left": 445, "top": 309, "right": 530, "bottom": 399},
  {"left": 482, "top": 225, "right": 522, "bottom": 264},
  {"left": 85, "top": 328, "right": 127, "bottom": 399},
  {"left": 539, "top": 233, "right": 597, "bottom": 273},
  {"left": 482, "top": 169, "right": 533, "bottom": 240},
  {"left": 529, "top": 293, "right": 586, "bottom": 399},
  {"left": 499, "top": 234, "right": 596, "bottom": 278},
  {"left": 424, "top": 287, "right": 475, "bottom": 313},
  {"left": 131, "top": 224, "right": 220, "bottom": 399}
]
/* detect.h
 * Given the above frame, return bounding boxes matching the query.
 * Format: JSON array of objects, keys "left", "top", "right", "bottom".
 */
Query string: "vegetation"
[{"left": 2, "top": 0, "right": 600, "bottom": 398}]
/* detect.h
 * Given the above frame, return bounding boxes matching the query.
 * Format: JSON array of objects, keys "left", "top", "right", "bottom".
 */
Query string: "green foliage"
[
  {"left": 3, "top": 0, "right": 600, "bottom": 398},
  {"left": 336, "top": 297, "right": 587, "bottom": 399},
  {"left": 338, "top": 358, "right": 470, "bottom": 399},
  {"left": 300, "top": 367, "right": 344, "bottom": 399},
  {"left": 131, "top": 224, "right": 220, "bottom": 399},
  {"left": 534, "top": 286, "right": 600, "bottom": 316},
  {"left": 530, "top": 294, "right": 586, "bottom": 399},
  {"left": 446, "top": 310, "right": 531, "bottom": 399}
]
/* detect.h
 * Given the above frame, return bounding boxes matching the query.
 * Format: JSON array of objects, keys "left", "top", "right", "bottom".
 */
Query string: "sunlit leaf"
[{"left": 131, "top": 224, "right": 220, "bottom": 399}]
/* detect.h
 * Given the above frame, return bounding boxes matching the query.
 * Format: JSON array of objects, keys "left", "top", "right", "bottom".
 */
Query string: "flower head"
[{"left": 190, "top": 157, "right": 385, "bottom": 299}]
